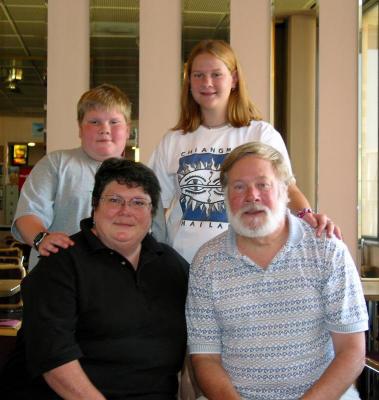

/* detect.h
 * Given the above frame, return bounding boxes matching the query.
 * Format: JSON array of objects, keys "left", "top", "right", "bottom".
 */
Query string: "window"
[{"left": 359, "top": 0, "right": 379, "bottom": 239}]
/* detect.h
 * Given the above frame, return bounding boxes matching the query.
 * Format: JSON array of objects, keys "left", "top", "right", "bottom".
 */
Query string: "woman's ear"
[{"left": 231, "top": 70, "right": 238, "bottom": 89}]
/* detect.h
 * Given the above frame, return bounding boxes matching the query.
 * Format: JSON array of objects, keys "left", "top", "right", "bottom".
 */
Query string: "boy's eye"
[
  {"left": 110, "top": 119, "right": 120, "bottom": 125},
  {"left": 88, "top": 120, "right": 99, "bottom": 125}
]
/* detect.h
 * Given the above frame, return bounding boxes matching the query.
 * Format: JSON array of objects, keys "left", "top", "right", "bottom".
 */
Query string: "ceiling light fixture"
[
  {"left": 5, "top": 64, "right": 23, "bottom": 92},
  {"left": 8, "top": 67, "right": 23, "bottom": 82}
]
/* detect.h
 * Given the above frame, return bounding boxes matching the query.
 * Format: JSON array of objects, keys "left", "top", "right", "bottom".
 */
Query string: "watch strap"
[{"left": 33, "top": 231, "right": 49, "bottom": 251}]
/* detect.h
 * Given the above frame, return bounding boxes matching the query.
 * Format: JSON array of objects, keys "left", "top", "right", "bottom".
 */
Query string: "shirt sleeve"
[
  {"left": 148, "top": 133, "right": 177, "bottom": 209},
  {"left": 322, "top": 240, "right": 368, "bottom": 333},
  {"left": 151, "top": 197, "right": 168, "bottom": 244},
  {"left": 258, "top": 122, "right": 293, "bottom": 176},
  {"left": 11, "top": 153, "right": 59, "bottom": 241},
  {"left": 185, "top": 251, "right": 222, "bottom": 354},
  {"left": 21, "top": 254, "right": 82, "bottom": 378}
]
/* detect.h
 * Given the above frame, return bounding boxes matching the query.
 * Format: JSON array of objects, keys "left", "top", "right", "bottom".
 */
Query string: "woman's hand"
[
  {"left": 38, "top": 232, "right": 75, "bottom": 256},
  {"left": 302, "top": 212, "right": 342, "bottom": 240}
]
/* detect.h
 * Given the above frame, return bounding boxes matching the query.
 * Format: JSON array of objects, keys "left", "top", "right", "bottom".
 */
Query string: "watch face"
[
  {"left": 34, "top": 232, "right": 44, "bottom": 242},
  {"left": 34, "top": 232, "right": 48, "bottom": 249}
]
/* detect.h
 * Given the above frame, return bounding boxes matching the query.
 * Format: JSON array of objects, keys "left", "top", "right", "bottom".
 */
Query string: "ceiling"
[{"left": 0, "top": 0, "right": 317, "bottom": 120}]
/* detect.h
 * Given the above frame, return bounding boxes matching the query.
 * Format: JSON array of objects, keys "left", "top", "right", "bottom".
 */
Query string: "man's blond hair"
[{"left": 220, "top": 142, "right": 295, "bottom": 188}]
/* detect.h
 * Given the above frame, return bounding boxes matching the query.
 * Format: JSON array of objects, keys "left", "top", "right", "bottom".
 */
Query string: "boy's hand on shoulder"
[{"left": 37, "top": 232, "right": 75, "bottom": 256}]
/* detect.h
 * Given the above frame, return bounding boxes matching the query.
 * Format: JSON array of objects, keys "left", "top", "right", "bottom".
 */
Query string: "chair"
[
  {"left": 359, "top": 352, "right": 379, "bottom": 399},
  {"left": 0, "top": 248, "right": 23, "bottom": 259},
  {"left": 8, "top": 241, "right": 31, "bottom": 271},
  {"left": 0, "top": 264, "right": 26, "bottom": 281},
  {"left": 0, "top": 256, "right": 22, "bottom": 266},
  {"left": 3, "top": 236, "right": 15, "bottom": 247},
  {"left": 366, "top": 352, "right": 379, "bottom": 374},
  {"left": 0, "top": 264, "right": 26, "bottom": 310},
  {"left": 0, "top": 246, "right": 24, "bottom": 267}
]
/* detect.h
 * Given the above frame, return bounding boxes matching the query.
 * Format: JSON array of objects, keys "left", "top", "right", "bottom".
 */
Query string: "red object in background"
[{"left": 18, "top": 166, "right": 32, "bottom": 191}]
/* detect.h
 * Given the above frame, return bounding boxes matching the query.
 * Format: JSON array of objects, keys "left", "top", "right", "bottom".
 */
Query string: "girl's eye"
[
  {"left": 192, "top": 72, "right": 203, "bottom": 79},
  {"left": 212, "top": 72, "right": 222, "bottom": 78}
]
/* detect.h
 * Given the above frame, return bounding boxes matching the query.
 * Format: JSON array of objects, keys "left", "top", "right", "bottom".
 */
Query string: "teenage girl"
[{"left": 149, "top": 40, "right": 339, "bottom": 263}]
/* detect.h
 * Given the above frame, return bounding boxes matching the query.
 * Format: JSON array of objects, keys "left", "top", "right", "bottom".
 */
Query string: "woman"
[
  {"left": 149, "top": 40, "right": 339, "bottom": 263},
  {"left": 1, "top": 158, "right": 188, "bottom": 399}
]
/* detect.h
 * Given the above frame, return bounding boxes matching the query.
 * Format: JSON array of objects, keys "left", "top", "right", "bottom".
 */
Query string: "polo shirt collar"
[{"left": 79, "top": 217, "right": 164, "bottom": 258}]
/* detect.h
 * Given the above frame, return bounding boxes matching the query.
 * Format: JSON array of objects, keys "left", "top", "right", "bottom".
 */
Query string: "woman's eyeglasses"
[{"left": 100, "top": 194, "right": 152, "bottom": 211}]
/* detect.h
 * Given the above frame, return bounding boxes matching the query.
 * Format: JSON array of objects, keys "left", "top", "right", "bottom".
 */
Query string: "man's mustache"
[{"left": 238, "top": 203, "right": 269, "bottom": 214}]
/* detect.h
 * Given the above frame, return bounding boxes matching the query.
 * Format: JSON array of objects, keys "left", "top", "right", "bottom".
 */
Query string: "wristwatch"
[{"left": 33, "top": 231, "right": 49, "bottom": 251}]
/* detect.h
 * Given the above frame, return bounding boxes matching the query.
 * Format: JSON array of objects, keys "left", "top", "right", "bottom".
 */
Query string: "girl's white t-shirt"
[{"left": 149, "top": 121, "right": 293, "bottom": 262}]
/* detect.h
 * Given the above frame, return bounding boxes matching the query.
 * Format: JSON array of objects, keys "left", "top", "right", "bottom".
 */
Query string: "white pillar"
[
  {"left": 318, "top": 0, "right": 358, "bottom": 260},
  {"left": 47, "top": 0, "right": 89, "bottom": 152},
  {"left": 230, "top": 0, "right": 271, "bottom": 120},
  {"left": 139, "top": 0, "right": 181, "bottom": 163}
]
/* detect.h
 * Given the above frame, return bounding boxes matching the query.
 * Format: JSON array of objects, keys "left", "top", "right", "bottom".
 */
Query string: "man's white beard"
[{"left": 225, "top": 189, "right": 288, "bottom": 238}]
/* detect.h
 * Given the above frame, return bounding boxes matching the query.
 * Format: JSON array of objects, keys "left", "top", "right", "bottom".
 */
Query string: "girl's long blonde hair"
[{"left": 173, "top": 40, "right": 262, "bottom": 133}]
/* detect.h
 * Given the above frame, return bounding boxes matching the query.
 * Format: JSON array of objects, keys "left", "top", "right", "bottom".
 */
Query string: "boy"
[{"left": 12, "top": 84, "right": 165, "bottom": 269}]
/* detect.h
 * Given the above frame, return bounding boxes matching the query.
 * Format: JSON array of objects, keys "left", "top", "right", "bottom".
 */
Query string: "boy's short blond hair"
[{"left": 77, "top": 84, "right": 131, "bottom": 124}]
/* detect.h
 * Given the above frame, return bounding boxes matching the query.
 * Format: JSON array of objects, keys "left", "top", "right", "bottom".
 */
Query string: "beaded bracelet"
[{"left": 296, "top": 208, "right": 313, "bottom": 219}]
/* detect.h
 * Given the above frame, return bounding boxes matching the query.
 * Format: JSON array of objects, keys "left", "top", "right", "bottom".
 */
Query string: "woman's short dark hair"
[{"left": 92, "top": 158, "right": 161, "bottom": 215}]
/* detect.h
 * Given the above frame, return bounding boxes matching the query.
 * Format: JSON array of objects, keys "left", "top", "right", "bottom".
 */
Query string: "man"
[{"left": 186, "top": 142, "right": 368, "bottom": 400}]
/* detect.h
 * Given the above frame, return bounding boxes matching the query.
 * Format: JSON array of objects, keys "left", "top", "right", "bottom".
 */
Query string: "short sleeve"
[
  {"left": 148, "top": 133, "right": 177, "bottom": 208},
  {"left": 322, "top": 241, "right": 368, "bottom": 333},
  {"left": 258, "top": 123, "right": 293, "bottom": 176},
  {"left": 151, "top": 197, "right": 168, "bottom": 243},
  {"left": 21, "top": 255, "right": 82, "bottom": 377},
  {"left": 11, "top": 153, "right": 59, "bottom": 241}
]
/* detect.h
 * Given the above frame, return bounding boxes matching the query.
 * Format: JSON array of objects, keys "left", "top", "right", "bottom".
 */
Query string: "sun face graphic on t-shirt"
[{"left": 177, "top": 153, "right": 228, "bottom": 222}]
